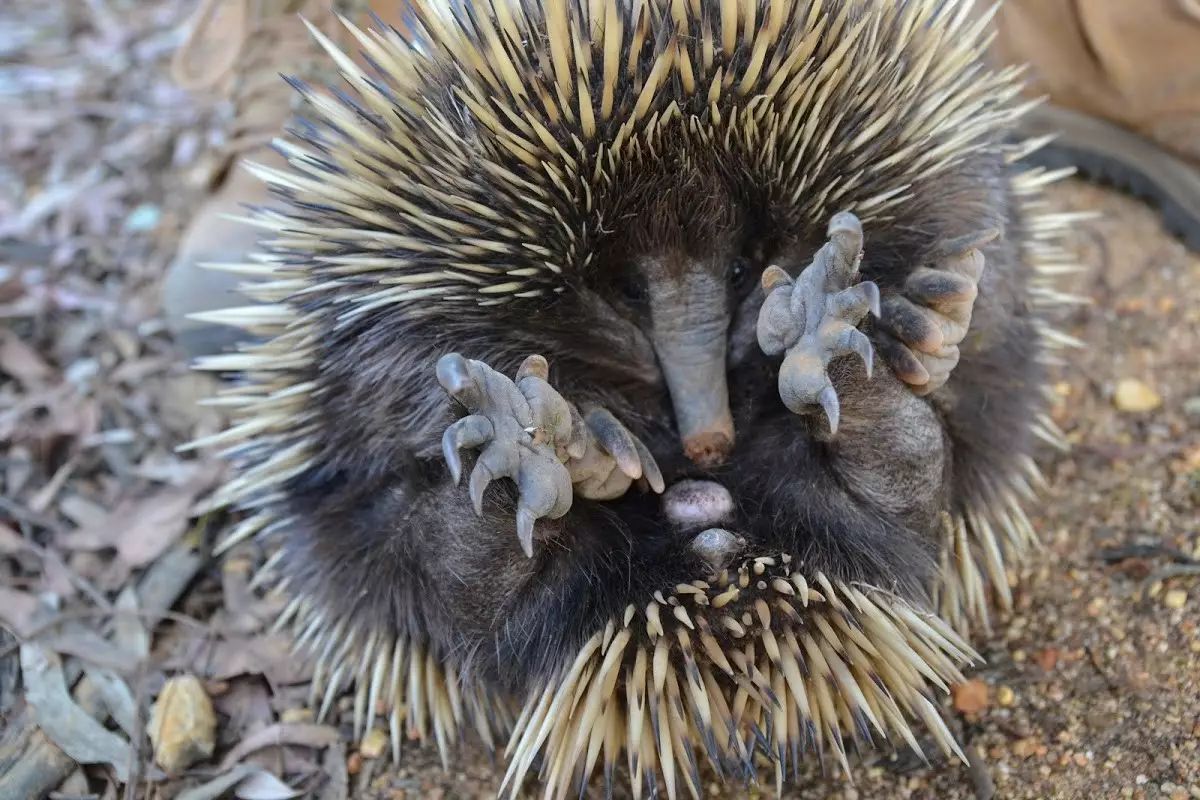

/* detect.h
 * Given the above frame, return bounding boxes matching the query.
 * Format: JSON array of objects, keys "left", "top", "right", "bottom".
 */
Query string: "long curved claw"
[
  {"left": 436, "top": 352, "right": 655, "bottom": 557},
  {"left": 515, "top": 507, "right": 537, "bottom": 558},
  {"left": 818, "top": 385, "right": 840, "bottom": 435},
  {"left": 844, "top": 328, "right": 874, "bottom": 378},
  {"left": 565, "top": 404, "right": 588, "bottom": 460},
  {"left": 468, "top": 442, "right": 518, "bottom": 516},
  {"left": 436, "top": 352, "right": 482, "bottom": 410},
  {"left": 632, "top": 437, "right": 665, "bottom": 494},
  {"left": 585, "top": 407, "right": 642, "bottom": 480},
  {"left": 514, "top": 459, "right": 571, "bottom": 558},
  {"left": 441, "top": 414, "right": 493, "bottom": 484}
]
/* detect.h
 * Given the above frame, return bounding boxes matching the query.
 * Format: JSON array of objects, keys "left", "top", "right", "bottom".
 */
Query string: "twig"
[
  {"left": 1096, "top": 542, "right": 1196, "bottom": 566},
  {"left": 1142, "top": 564, "right": 1200, "bottom": 597}
]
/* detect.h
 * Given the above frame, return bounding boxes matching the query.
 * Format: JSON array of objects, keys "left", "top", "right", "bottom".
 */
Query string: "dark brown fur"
[{"left": 272, "top": 137, "right": 1041, "bottom": 693}]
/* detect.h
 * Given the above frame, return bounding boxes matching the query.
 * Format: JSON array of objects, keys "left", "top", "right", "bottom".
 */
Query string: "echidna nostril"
[{"left": 662, "top": 478, "right": 734, "bottom": 530}]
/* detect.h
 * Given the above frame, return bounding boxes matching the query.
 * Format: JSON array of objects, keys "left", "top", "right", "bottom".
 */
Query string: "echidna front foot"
[
  {"left": 757, "top": 212, "right": 880, "bottom": 434},
  {"left": 876, "top": 229, "right": 996, "bottom": 395},
  {"left": 437, "top": 352, "right": 663, "bottom": 556}
]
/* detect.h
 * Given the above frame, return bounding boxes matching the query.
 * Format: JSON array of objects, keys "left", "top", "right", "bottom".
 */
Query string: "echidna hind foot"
[
  {"left": 876, "top": 228, "right": 998, "bottom": 397},
  {"left": 504, "top": 555, "right": 978, "bottom": 800}
]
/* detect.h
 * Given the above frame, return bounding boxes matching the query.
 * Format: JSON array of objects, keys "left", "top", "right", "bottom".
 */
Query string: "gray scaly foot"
[
  {"left": 756, "top": 212, "right": 879, "bottom": 434},
  {"left": 437, "top": 353, "right": 663, "bottom": 557}
]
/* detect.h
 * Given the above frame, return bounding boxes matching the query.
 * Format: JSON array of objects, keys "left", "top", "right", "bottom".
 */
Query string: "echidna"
[{"left": 189, "top": 0, "right": 1083, "bottom": 795}]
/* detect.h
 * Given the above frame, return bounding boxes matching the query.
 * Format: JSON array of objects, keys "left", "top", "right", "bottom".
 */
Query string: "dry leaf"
[
  {"left": 84, "top": 666, "right": 140, "bottom": 738},
  {"left": 0, "top": 521, "right": 27, "bottom": 554},
  {"left": 0, "top": 586, "right": 43, "bottom": 637},
  {"left": 20, "top": 643, "right": 132, "bottom": 781},
  {"left": 174, "top": 765, "right": 257, "bottom": 800},
  {"left": 174, "top": 766, "right": 299, "bottom": 800},
  {"left": 59, "top": 470, "right": 218, "bottom": 567},
  {"left": 205, "top": 632, "right": 312, "bottom": 684},
  {"left": 218, "top": 722, "right": 341, "bottom": 771},
  {"left": 234, "top": 770, "right": 301, "bottom": 800},
  {"left": 41, "top": 628, "right": 141, "bottom": 672},
  {"left": 149, "top": 674, "right": 217, "bottom": 773},
  {"left": 0, "top": 330, "right": 54, "bottom": 386}
]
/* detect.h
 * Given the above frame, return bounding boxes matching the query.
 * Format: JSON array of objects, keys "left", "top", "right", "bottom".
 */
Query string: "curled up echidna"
[{"left": 189, "top": 0, "right": 1084, "bottom": 795}]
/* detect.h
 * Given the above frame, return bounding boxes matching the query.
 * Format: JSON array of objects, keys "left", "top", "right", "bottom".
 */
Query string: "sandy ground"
[{"left": 1, "top": 2, "right": 1197, "bottom": 799}]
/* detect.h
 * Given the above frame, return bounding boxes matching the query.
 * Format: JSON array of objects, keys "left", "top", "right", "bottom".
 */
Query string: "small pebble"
[
  {"left": 360, "top": 728, "right": 389, "bottom": 759},
  {"left": 996, "top": 686, "right": 1016, "bottom": 707},
  {"left": 123, "top": 203, "right": 162, "bottom": 232},
  {"left": 148, "top": 674, "right": 216, "bottom": 774},
  {"left": 951, "top": 679, "right": 989, "bottom": 714},
  {"left": 1164, "top": 589, "right": 1188, "bottom": 609},
  {"left": 281, "top": 707, "right": 313, "bottom": 723},
  {"left": 1114, "top": 378, "right": 1162, "bottom": 412}
]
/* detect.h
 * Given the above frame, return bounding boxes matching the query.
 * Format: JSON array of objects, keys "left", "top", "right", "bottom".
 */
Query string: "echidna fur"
[{"left": 190, "top": 0, "right": 1084, "bottom": 795}]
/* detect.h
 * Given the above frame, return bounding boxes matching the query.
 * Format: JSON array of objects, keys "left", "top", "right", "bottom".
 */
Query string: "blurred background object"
[{"left": 991, "top": 0, "right": 1200, "bottom": 248}]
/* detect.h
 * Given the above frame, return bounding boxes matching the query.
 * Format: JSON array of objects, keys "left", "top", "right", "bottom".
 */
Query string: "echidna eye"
[
  {"left": 615, "top": 273, "right": 647, "bottom": 305},
  {"left": 730, "top": 257, "right": 752, "bottom": 291}
]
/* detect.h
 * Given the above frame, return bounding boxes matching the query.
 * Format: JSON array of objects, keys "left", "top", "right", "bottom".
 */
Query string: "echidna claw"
[
  {"left": 436, "top": 352, "right": 575, "bottom": 555},
  {"left": 818, "top": 385, "right": 840, "bottom": 436},
  {"left": 437, "top": 352, "right": 662, "bottom": 556},
  {"left": 756, "top": 211, "right": 877, "bottom": 433},
  {"left": 877, "top": 228, "right": 991, "bottom": 395},
  {"left": 441, "top": 415, "right": 493, "bottom": 485},
  {"left": 568, "top": 406, "right": 665, "bottom": 499}
]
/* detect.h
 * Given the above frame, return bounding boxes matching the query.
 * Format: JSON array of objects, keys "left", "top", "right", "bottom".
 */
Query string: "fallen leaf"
[
  {"left": 113, "top": 585, "right": 150, "bottom": 659},
  {"left": 0, "top": 521, "right": 27, "bottom": 554},
  {"left": 40, "top": 628, "right": 141, "bottom": 672},
  {"left": 0, "top": 330, "right": 54, "bottom": 386},
  {"left": 20, "top": 643, "right": 131, "bottom": 781},
  {"left": 59, "top": 470, "right": 219, "bottom": 567},
  {"left": 218, "top": 722, "right": 342, "bottom": 771},
  {"left": 234, "top": 770, "right": 301, "bottom": 800},
  {"left": 951, "top": 678, "right": 990, "bottom": 714},
  {"left": 149, "top": 674, "right": 217, "bottom": 773},
  {"left": 205, "top": 632, "right": 311, "bottom": 684},
  {"left": 84, "top": 666, "right": 140, "bottom": 738},
  {"left": 0, "top": 586, "right": 43, "bottom": 636},
  {"left": 173, "top": 765, "right": 301, "bottom": 800},
  {"left": 174, "top": 765, "right": 257, "bottom": 800}
]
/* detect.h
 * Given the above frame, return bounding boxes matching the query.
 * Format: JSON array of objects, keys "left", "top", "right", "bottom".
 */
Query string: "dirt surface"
[{"left": 1, "top": 3, "right": 1197, "bottom": 800}]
